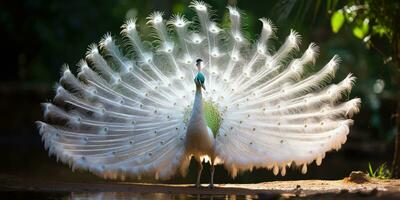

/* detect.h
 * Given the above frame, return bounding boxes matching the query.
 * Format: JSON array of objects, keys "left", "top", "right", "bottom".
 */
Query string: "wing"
[
  {"left": 208, "top": 9, "right": 361, "bottom": 177},
  {"left": 36, "top": 16, "right": 199, "bottom": 180}
]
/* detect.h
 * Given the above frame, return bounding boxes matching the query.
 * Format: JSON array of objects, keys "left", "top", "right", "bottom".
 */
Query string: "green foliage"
[
  {"left": 367, "top": 163, "right": 392, "bottom": 179},
  {"left": 330, "top": 0, "right": 399, "bottom": 42},
  {"left": 271, "top": 0, "right": 340, "bottom": 25},
  {"left": 373, "top": 25, "right": 391, "bottom": 37},
  {"left": 172, "top": 3, "right": 185, "bottom": 14},
  {"left": 352, "top": 18, "right": 369, "bottom": 39},
  {"left": 331, "top": 10, "right": 344, "bottom": 33}
]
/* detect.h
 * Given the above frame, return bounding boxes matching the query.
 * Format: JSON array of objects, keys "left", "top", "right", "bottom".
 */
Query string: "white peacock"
[{"left": 36, "top": 1, "right": 361, "bottom": 188}]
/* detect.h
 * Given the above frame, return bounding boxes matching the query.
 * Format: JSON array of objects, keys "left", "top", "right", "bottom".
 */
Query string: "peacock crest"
[{"left": 36, "top": 1, "right": 361, "bottom": 184}]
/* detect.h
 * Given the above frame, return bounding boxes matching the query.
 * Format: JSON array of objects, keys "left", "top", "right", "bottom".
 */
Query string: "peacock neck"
[
  {"left": 185, "top": 84, "right": 210, "bottom": 139},
  {"left": 191, "top": 85, "right": 204, "bottom": 120}
]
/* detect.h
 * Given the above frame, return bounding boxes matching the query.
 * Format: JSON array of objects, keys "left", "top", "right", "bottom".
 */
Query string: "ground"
[{"left": 1, "top": 173, "right": 400, "bottom": 199}]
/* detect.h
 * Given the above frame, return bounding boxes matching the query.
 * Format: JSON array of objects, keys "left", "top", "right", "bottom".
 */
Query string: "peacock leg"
[
  {"left": 209, "top": 163, "right": 215, "bottom": 188},
  {"left": 196, "top": 160, "right": 203, "bottom": 188}
]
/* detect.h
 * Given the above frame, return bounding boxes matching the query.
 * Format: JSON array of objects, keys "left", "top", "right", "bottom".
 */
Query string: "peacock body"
[{"left": 36, "top": 1, "right": 361, "bottom": 186}]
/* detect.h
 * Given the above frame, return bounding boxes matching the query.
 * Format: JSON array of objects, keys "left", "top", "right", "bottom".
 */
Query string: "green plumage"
[{"left": 204, "top": 100, "right": 221, "bottom": 138}]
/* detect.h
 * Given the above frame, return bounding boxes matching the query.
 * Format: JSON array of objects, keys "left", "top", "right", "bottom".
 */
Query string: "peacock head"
[{"left": 194, "top": 58, "right": 206, "bottom": 90}]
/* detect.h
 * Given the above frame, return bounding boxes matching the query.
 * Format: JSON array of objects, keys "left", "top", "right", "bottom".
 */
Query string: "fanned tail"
[{"left": 37, "top": 1, "right": 361, "bottom": 180}]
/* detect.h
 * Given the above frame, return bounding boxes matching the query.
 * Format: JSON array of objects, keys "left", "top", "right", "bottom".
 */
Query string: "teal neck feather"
[{"left": 195, "top": 72, "right": 205, "bottom": 85}]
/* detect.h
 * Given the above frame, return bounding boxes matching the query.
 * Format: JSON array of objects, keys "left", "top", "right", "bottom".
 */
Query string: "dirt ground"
[{"left": 1, "top": 173, "right": 400, "bottom": 199}]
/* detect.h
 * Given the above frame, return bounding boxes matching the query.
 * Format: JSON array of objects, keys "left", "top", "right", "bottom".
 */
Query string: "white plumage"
[{"left": 36, "top": 1, "right": 361, "bottom": 186}]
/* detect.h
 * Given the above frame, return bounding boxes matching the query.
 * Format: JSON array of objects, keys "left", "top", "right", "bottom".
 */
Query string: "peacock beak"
[{"left": 201, "top": 83, "right": 206, "bottom": 90}]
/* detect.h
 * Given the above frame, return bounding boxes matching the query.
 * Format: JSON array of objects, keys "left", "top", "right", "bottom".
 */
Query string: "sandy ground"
[{"left": 1, "top": 174, "right": 400, "bottom": 199}]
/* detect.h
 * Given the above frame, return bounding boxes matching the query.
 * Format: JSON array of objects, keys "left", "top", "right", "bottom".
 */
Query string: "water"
[
  {"left": 70, "top": 192, "right": 257, "bottom": 200},
  {"left": 2, "top": 192, "right": 258, "bottom": 200}
]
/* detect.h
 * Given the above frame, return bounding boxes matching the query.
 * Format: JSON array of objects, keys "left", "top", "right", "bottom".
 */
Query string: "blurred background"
[{"left": 0, "top": 0, "right": 398, "bottom": 184}]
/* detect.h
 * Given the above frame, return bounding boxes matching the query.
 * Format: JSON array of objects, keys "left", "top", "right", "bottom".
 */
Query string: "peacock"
[{"left": 36, "top": 1, "right": 361, "bottom": 188}]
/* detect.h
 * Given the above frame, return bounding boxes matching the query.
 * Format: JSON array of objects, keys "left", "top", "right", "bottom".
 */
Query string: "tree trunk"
[{"left": 393, "top": 103, "right": 400, "bottom": 178}]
